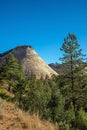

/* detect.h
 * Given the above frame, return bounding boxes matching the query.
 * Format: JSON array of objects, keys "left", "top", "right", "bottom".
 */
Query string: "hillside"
[
  {"left": 0, "top": 46, "right": 58, "bottom": 79},
  {"left": 49, "top": 62, "right": 87, "bottom": 74},
  {"left": 0, "top": 98, "right": 57, "bottom": 130},
  {"left": 49, "top": 63, "right": 62, "bottom": 74}
]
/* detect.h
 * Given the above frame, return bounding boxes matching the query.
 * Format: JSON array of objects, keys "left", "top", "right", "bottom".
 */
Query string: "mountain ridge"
[{"left": 0, "top": 45, "right": 58, "bottom": 78}]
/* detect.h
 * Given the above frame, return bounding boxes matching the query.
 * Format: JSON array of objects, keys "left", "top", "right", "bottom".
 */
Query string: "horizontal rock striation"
[{"left": 0, "top": 45, "right": 58, "bottom": 78}]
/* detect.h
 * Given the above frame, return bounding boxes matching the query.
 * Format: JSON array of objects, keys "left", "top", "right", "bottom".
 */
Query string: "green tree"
[
  {"left": 48, "top": 85, "right": 65, "bottom": 122},
  {"left": 0, "top": 54, "right": 24, "bottom": 91},
  {"left": 60, "top": 33, "right": 87, "bottom": 128},
  {"left": 75, "top": 109, "right": 87, "bottom": 130},
  {"left": 23, "top": 76, "right": 51, "bottom": 116},
  {"left": 14, "top": 79, "right": 26, "bottom": 107}
]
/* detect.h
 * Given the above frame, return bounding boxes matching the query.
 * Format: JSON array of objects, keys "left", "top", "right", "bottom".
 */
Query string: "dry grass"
[
  {"left": 0, "top": 99, "right": 58, "bottom": 130},
  {"left": 17, "top": 109, "right": 57, "bottom": 130},
  {"left": 0, "top": 98, "right": 4, "bottom": 120}
]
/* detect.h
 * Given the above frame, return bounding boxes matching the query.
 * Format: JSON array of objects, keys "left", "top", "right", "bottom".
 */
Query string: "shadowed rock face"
[{"left": 0, "top": 46, "right": 58, "bottom": 78}]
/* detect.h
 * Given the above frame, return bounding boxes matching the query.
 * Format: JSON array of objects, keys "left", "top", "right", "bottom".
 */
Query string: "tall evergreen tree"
[
  {"left": 0, "top": 54, "right": 24, "bottom": 91},
  {"left": 60, "top": 33, "right": 87, "bottom": 117}
]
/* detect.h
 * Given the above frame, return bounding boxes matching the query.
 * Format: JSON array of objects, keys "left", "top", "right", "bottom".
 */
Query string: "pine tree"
[
  {"left": 60, "top": 33, "right": 87, "bottom": 116},
  {"left": 0, "top": 54, "right": 24, "bottom": 91}
]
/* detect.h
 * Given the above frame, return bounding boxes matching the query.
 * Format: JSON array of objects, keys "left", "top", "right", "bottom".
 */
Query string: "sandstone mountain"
[
  {"left": 49, "top": 62, "right": 87, "bottom": 74},
  {"left": 0, "top": 45, "right": 58, "bottom": 78},
  {"left": 49, "top": 63, "right": 68, "bottom": 74}
]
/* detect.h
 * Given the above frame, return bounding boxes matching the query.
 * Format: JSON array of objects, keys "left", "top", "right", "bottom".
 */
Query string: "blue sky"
[{"left": 0, "top": 0, "right": 87, "bottom": 63}]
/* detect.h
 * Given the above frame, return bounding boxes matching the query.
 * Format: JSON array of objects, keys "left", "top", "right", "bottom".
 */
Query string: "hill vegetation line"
[{"left": 0, "top": 33, "right": 87, "bottom": 130}]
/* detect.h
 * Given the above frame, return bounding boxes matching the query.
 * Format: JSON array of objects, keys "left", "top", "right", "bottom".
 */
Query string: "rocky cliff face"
[{"left": 0, "top": 46, "right": 58, "bottom": 78}]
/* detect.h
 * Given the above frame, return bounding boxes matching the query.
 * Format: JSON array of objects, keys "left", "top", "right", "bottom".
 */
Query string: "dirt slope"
[{"left": 0, "top": 99, "right": 56, "bottom": 130}]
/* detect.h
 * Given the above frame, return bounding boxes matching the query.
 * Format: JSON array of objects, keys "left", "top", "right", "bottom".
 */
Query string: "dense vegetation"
[{"left": 0, "top": 33, "right": 87, "bottom": 130}]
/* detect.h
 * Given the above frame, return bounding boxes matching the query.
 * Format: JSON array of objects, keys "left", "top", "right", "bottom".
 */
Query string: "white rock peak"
[{"left": 0, "top": 45, "right": 58, "bottom": 79}]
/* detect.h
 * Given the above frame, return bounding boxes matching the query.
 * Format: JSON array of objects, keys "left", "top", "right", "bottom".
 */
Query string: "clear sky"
[{"left": 0, "top": 0, "right": 87, "bottom": 64}]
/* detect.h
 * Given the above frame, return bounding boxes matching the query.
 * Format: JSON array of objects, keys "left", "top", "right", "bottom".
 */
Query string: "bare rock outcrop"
[{"left": 0, "top": 45, "right": 58, "bottom": 78}]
